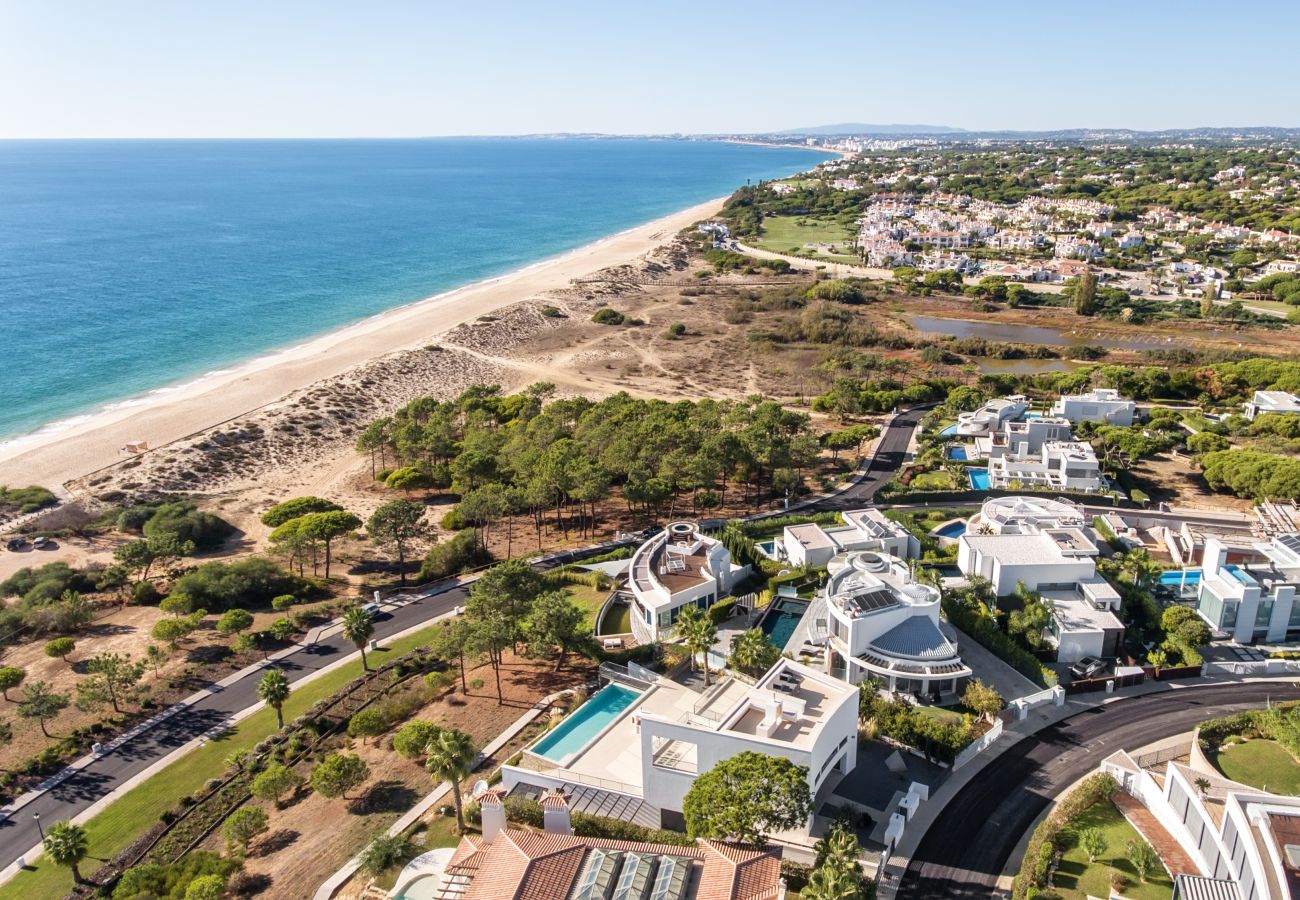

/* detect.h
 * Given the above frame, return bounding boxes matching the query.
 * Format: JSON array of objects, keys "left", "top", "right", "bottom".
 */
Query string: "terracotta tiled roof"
[{"left": 448, "top": 829, "right": 783, "bottom": 900}]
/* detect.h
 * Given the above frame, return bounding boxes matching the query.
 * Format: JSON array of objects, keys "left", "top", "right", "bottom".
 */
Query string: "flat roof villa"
[
  {"left": 1051, "top": 388, "right": 1136, "bottom": 425},
  {"left": 977, "top": 415, "right": 1075, "bottom": 460},
  {"left": 956, "top": 394, "right": 1028, "bottom": 436},
  {"left": 628, "top": 521, "right": 748, "bottom": 643},
  {"left": 772, "top": 507, "right": 919, "bottom": 568},
  {"left": 1101, "top": 749, "right": 1300, "bottom": 900},
  {"left": 396, "top": 788, "right": 783, "bottom": 900},
  {"left": 501, "top": 659, "right": 858, "bottom": 831},
  {"left": 958, "top": 497, "right": 1123, "bottom": 662},
  {"left": 1245, "top": 390, "right": 1300, "bottom": 421},
  {"left": 821, "top": 550, "right": 971, "bottom": 696},
  {"left": 1195, "top": 535, "right": 1300, "bottom": 644},
  {"left": 986, "top": 439, "right": 1105, "bottom": 493}
]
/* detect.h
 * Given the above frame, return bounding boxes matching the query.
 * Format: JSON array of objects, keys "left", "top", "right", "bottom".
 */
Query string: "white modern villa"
[
  {"left": 1102, "top": 745, "right": 1300, "bottom": 900},
  {"left": 501, "top": 658, "right": 859, "bottom": 830},
  {"left": 1244, "top": 390, "right": 1300, "bottom": 421},
  {"left": 956, "top": 394, "right": 1029, "bottom": 436},
  {"left": 986, "top": 439, "right": 1105, "bottom": 492},
  {"left": 821, "top": 550, "right": 971, "bottom": 696},
  {"left": 628, "top": 521, "right": 748, "bottom": 643},
  {"left": 1195, "top": 535, "right": 1300, "bottom": 644},
  {"left": 773, "top": 507, "right": 918, "bottom": 568},
  {"left": 957, "top": 497, "right": 1124, "bottom": 663},
  {"left": 1051, "top": 388, "right": 1136, "bottom": 425}
]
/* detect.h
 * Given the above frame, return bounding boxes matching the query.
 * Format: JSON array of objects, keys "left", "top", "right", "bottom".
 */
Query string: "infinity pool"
[
  {"left": 530, "top": 683, "right": 642, "bottom": 762},
  {"left": 968, "top": 469, "right": 991, "bottom": 490},
  {"left": 1159, "top": 570, "right": 1201, "bottom": 587},
  {"left": 935, "top": 521, "right": 967, "bottom": 539},
  {"left": 938, "top": 424, "right": 958, "bottom": 437}
]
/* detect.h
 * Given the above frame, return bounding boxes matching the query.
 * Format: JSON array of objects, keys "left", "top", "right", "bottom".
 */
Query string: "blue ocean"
[{"left": 0, "top": 138, "right": 819, "bottom": 442}]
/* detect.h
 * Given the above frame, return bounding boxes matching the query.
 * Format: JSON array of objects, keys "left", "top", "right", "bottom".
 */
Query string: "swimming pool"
[
  {"left": 968, "top": 469, "right": 991, "bottom": 490},
  {"left": 760, "top": 597, "right": 809, "bottom": 651},
  {"left": 935, "top": 521, "right": 967, "bottom": 539},
  {"left": 1225, "top": 565, "right": 1256, "bottom": 586},
  {"left": 755, "top": 539, "right": 778, "bottom": 558},
  {"left": 938, "top": 424, "right": 958, "bottom": 437},
  {"left": 1159, "top": 570, "right": 1201, "bottom": 587},
  {"left": 529, "top": 683, "right": 642, "bottom": 762},
  {"left": 947, "top": 447, "right": 968, "bottom": 461}
]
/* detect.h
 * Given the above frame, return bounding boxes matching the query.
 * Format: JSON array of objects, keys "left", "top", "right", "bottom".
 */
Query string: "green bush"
[
  {"left": 112, "top": 850, "right": 239, "bottom": 899},
  {"left": 591, "top": 308, "right": 626, "bottom": 325},
  {"left": 944, "top": 597, "right": 1057, "bottom": 688},
  {"left": 143, "top": 501, "right": 234, "bottom": 551},
  {"left": 418, "top": 529, "right": 491, "bottom": 582},
  {"left": 170, "top": 558, "right": 303, "bottom": 612},
  {"left": 1013, "top": 773, "right": 1116, "bottom": 898},
  {"left": 0, "top": 485, "right": 57, "bottom": 516}
]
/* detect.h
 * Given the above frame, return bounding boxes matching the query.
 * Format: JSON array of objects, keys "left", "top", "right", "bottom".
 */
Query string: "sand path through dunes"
[{"left": 0, "top": 198, "right": 724, "bottom": 492}]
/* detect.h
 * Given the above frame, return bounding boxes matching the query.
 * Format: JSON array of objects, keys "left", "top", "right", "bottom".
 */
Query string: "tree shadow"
[
  {"left": 255, "top": 829, "right": 300, "bottom": 857},
  {"left": 350, "top": 780, "right": 419, "bottom": 815}
]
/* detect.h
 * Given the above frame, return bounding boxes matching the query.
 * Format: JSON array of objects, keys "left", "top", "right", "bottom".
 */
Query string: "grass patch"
[
  {"left": 0, "top": 622, "right": 453, "bottom": 900},
  {"left": 753, "top": 215, "right": 855, "bottom": 258},
  {"left": 909, "top": 469, "right": 960, "bottom": 490},
  {"left": 1211, "top": 737, "right": 1300, "bottom": 795},
  {"left": 562, "top": 583, "right": 611, "bottom": 629},
  {"left": 1053, "top": 800, "right": 1173, "bottom": 900}
]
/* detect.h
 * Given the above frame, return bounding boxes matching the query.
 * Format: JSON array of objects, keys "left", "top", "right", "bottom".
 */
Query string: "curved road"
[
  {"left": 901, "top": 682, "right": 1300, "bottom": 899},
  {"left": 0, "top": 405, "right": 932, "bottom": 864}
]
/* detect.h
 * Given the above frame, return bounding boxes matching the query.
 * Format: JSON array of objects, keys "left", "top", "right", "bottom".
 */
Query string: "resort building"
[
  {"left": 985, "top": 439, "right": 1105, "bottom": 493},
  {"left": 1050, "top": 388, "right": 1136, "bottom": 426},
  {"left": 502, "top": 659, "right": 859, "bottom": 831},
  {"left": 628, "top": 521, "right": 748, "bottom": 643},
  {"left": 774, "top": 508, "right": 919, "bottom": 568},
  {"left": 1100, "top": 749, "right": 1300, "bottom": 900},
  {"left": 1245, "top": 390, "right": 1300, "bottom": 421},
  {"left": 821, "top": 550, "right": 971, "bottom": 696},
  {"left": 955, "top": 395, "right": 1029, "bottom": 437},
  {"left": 1194, "top": 535, "right": 1300, "bottom": 644},
  {"left": 395, "top": 788, "right": 783, "bottom": 899},
  {"left": 957, "top": 498, "right": 1123, "bottom": 662}
]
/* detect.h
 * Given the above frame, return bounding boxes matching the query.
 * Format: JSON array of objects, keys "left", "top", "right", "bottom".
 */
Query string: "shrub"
[
  {"left": 44, "top": 637, "right": 75, "bottom": 663},
  {"left": 170, "top": 558, "right": 302, "bottom": 612},
  {"left": 1013, "top": 773, "right": 1116, "bottom": 898},
  {"left": 418, "top": 529, "right": 491, "bottom": 582},
  {"left": 143, "top": 501, "right": 234, "bottom": 551},
  {"left": 359, "top": 834, "right": 419, "bottom": 876},
  {"left": 222, "top": 806, "right": 268, "bottom": 852},
  {"left": 591, "top": 308, "right": 626, "bottom": 325}
]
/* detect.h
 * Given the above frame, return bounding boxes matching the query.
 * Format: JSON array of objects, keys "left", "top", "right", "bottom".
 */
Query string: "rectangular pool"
[
  {"left": 760, "top": 597, "right": 810, "bottom": 651},
  {"left": 529, "top": 683, "right": 642, "bottom": 763},
  {"left": 947, "top": 446, "right": 968, "bottom": 461},
  {"left": 935, "top": 521, "right": 967, "bottom": 539},
  {"left": 1159, "top": 569, "right": 1201, "bottom": 587},
  {"left": 968, "top": 469, "right": 991, "bottom": 490}
]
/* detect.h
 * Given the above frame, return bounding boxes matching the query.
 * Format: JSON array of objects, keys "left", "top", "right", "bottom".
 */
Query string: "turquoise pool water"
[
  {"left": 760, "top": 597, "right": 810, "bottom": 651},
  {"left": 947, "top": 447, "right": 968, "bottom": 461},
  {"left": 530, "top": 683, "right": 641, "bottom": 762},
  {"left": 1159, "top": 570, "right": 1201, "bottom": 587},
  {"left": 938, "top": 424, "right": 959, "bottom": 436},
  {"left": 1225, "top": 565, "right": 1256, "bottom": 586},
  {"left": 968, "top": 469, "right": 991, "bottom": 490},
  {"left": 756, "top": 539, "right": 778, "bottom": 557},
  {"left": 935, "top": 521, "right": 967, "bottom": 539}
]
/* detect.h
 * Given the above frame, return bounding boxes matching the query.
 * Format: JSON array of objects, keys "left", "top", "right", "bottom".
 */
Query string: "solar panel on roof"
[
  {"left": 1280, "top": 534, "right": 1300, "bottom": 555},
  {"left": 851, "top": 588, "right": 899, "bottom": 612}
]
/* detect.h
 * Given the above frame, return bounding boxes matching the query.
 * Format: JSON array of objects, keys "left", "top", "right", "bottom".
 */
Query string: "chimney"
[
  {"left": 477, "top": 786, "right": 508, "bottom": 844},
  {"left": 540, "top": 789, "right": 573, "bottom": 835}
]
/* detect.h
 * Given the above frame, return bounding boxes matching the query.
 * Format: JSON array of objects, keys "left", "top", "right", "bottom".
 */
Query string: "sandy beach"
[{"left": 0, "top": 197, "right": 725, "bottom": 494}]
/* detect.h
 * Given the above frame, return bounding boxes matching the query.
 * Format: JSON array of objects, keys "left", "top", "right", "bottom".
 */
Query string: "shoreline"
[{"left": 0, "top": 196, "right": 728, "bottom": 492}]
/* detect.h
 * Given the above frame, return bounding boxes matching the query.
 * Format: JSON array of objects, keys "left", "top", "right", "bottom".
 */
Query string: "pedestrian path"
[{"left": 1112, "top": 791, "right": 1199, "bottom": 876}]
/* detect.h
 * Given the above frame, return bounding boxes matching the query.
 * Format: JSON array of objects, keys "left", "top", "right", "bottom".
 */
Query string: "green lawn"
[
  {"left": 1211, "top": 737, "right": 1300, "bottom": 794},
  {"left": 753, "top": 215, "right": 855, "bottom": 257},
  {"left": 563, "top": 584, "right": 612, "bottom": 629},
  {"left": 0, "top": 622, "right": 452, "bottom": 900},
  {"left": 1053, "top": 801, "right": 1174, "bottom": 900},
  {"left": 914, "top": 706, "right": 969, "bottom": 727},
  {"left": 909, "top": 469, "right": 960, "bottom": 490}
]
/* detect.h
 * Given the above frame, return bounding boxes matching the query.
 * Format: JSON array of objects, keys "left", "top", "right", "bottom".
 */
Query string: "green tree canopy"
[{"left": 682, "top": 751, "right": 812, "bottom": 846}]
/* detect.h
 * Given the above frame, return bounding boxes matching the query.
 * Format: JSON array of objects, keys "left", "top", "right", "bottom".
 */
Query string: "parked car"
[
  {"left": 4, "top": 538, "right": 25, "bottom": 551},
  {"left": 1069, "top": 656, "right": 1108, "bottom": 680},
  {"left": 32, "top": 536, "right": 50, "bottom": 549}
]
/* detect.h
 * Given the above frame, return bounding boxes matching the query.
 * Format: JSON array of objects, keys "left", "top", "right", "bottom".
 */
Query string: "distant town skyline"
[{"left": 2, "top": 0, "right": 1298, "bottom": 139}]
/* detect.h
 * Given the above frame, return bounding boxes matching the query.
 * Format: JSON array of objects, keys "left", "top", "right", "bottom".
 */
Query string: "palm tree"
[
  {"left": 43, "top": 821, "right": 88, "bottom": 884},
  {"left": 342, "top": 607, "right": 376, "bottom": 671},
  {"left": 258, "top": 669, "right": 291, "bottom": 728},
  {"left": 426, "top": 728, "right": 477, "bottom": 833},
  {"left": 676, "top": 605, "right": 718, "bottom": 687}
]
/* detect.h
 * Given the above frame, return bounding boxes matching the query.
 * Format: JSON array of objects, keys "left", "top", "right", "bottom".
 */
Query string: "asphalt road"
[
  {"left": 0, "top": 549, "right": 595, "bottom": 862},
  {"left": 899, "top": 681, "right": 1300, "bottom": 899},
  {"left": 823, "top": 403, "right": 935, "bottom": 508}
]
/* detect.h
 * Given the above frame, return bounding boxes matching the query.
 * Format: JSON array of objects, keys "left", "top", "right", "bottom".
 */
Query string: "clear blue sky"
[{"left": 2, "top": 0, "right": 1296, "bottom": 138}]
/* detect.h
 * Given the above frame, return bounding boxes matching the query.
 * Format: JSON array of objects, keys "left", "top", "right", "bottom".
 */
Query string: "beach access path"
[{"left": 0, "top": 197, "right": 726, "bottom": 493}]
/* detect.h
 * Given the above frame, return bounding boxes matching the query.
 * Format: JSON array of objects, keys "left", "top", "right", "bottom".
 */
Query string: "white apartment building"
[
  {"left": 627, "top": 521, "right": 748, "bottom": 642},
  {"left": 822, "top": 550, "right": 971, "bottom": 695},
  {"left": 1101, "top": 750, "right": 1300, "bottom": 900},
  {"left": 1244, "top": 390, "right": 1300, "bottom": 421},
  {"left": 1194, "top": 535, "right": 1300, "bottom": 644},
  {"left": 1051, "top": 388, "right": 1136, "bottom": 425},
  {"left": 986, "top": 440, "right": 1105, "bottom": 493},
  {"left": 504, "top": 658, "right": 859, "bottom": 829},
  {"left": 976, "top": 415, "right": 1074, "bottom": 459},
  {"left": 775, "top": 508, "right": 919, "bottom": 568},
  {"left": 1054, "top": 237, "right": 1104, "bottom": 260}
]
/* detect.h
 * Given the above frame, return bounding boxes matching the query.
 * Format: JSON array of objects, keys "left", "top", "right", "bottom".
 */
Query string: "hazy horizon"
[{"left": 3, "top": 0, "right": 1298, "bottom": 139}]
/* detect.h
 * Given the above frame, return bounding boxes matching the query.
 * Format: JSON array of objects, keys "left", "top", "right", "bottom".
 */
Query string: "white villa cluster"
[
  {"left": 1195, "top": 535, "right": 1300, "bottom": 644},
  {"left": 1103, "top": 747, "right": 1300, "bottom": 900},
  {"left": 951, "top": 393, "right": 1123, "bottom": 494},
  {"left": 501, "top": 658, "right": 859, "bottom": 830},
  {"left": 628, "top": 521, "right": 748, "bottom": 643},
  {"left": 1245, "top": 390, "right": 1300, "bottom": 421},
  {"left": 957, "top": 497, "right": 1124, "bottom": 663},
  {"left": 822, "top": 550, "right": 971, "bottom": 697},
  {"left": 771, "top": 507, "right": 919, "bottom": 567}
]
